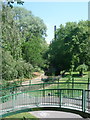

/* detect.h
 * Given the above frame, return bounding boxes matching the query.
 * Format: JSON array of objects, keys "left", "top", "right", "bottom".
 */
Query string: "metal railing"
[
  {"left": 0, "top": 80, "right": 89, "bottom": 97},
  {"left": 0, "top": 89, "right": 90, "bottom": 116}
]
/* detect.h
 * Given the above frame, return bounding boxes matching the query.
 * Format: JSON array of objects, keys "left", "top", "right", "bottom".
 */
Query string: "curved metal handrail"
[
  {"left": 0, "top": 79, "right": 89, "bottom": 91},
  {"left": 0, "top": 88, "right": 90, "bottom": 117}
]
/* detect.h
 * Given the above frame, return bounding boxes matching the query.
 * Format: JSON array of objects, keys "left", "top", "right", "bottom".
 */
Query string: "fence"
[
  {"left": 0, "top": 79, "right": 89, "bottom": 98},
  {"left": 0, "top": 89, "right": 90, "bottom": 116}
]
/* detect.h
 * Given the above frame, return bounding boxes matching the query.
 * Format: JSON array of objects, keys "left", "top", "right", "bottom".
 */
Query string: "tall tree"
[
  {"left": 48, "top": 21, "right": 89, "bottom": 75},
  {"left": 1, "top": 3, "right": 48, "bottom": 82},
  {"left": 12, "top": 7, "right": 47, "bottom": 68}
]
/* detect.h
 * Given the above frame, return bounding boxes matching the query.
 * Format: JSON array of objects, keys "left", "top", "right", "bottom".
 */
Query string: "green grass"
[
  {"left": 53, "top": 71, "right": 88, "bottom": 89},
  {"left": 27, "top": 71, "right": 89, "bottom": 98},
  {"left": 4, "top": 112, "right": 39, "bottom": 119},
  {"left": 42, "top": 71, "right": 89, "bottom": 97}
]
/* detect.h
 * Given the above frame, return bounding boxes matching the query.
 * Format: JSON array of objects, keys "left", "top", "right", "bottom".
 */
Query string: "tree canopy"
[
  {"left": 1, "top": 2, "right": 48, "bottom": 82},
  {"left": 47, "top": 21, "right": 89, "bottom": 75}
]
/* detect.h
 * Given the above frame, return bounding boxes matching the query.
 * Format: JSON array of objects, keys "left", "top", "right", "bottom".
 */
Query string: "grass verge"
[{"left": 3, "top": 112, "right": 39, "bottom": 120}]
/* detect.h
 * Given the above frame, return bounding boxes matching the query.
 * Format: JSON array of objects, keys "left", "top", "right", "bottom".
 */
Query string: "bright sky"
[{"left": 17, "top": 1, "right": 88, "bottom": 44}]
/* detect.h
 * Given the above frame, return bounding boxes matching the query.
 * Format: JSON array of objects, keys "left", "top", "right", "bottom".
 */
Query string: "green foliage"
[
  {"left": 34, "top": 66, "right": 42, "bottom": 72},
  {"left": 1, "top": 2, "right": 48, "bottom": 86},
  {"left": 48, "top": 21, "right": 89, "bottom": 75},
  {"left": 2, "top": 49, "right": 33, "bottom": 80},
  {"left": 76, "top": 64, "right": 88, "bottom": 76},
  {"left": 22, "top": 37, "right": 47, "bottom": 68},
  {"left": 1, "top": 4, "right": 22, "bottom": 60},
  {"left": 76, "top": 64, "right": 88, "bottom": 72},
  {"left": 15, "top": 58, "right": 33, "bottom": 79},
  {"left": 2, "top": 50, "right": 17, "bottom": 80}
]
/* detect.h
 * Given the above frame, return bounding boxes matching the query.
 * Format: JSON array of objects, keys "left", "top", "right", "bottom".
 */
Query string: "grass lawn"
[
  {"left": 45, "top": 71, "right": 89, "bottom": 89},
  {"left": 40, "top": 71, "right": 89, "bottom": 97},
  {"left": 3, "top": 112, "right": 39, "bottom": 120},
  {"left": 27, "top": 71, "right": 89, "bottom": 98}
]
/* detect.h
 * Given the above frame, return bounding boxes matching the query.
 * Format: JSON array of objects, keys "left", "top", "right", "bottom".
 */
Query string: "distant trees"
[
  {"left": 1, "top": 2, "right": 48, "bottom": 82},
  {"left": 12, "top": 7, "right": 47, "bottom": 68},
  {"left": 47, "top": 21, "right": 89, "bottom": 76}
]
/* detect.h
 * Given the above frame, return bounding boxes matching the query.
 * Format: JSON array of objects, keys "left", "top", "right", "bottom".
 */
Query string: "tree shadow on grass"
[
  {"left": 72, "top": 74, "right": 87, "bottom": 78},
  {"left": 63, "top": 73, "right": 87, "bottom": 78}
]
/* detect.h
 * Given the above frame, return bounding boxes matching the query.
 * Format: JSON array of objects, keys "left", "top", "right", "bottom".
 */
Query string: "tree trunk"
[
  {"left": 79, "top": 70, "right": 83, "bottom": 77},
  {"left": 55, "top": 69, "right": 60, "bottom": 76},
  {"left": 62, "top": 71, "right": 66, "bottom": 77}
]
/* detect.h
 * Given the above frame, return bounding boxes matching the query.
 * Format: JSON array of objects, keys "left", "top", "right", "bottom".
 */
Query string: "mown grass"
[
  {"left": 46, "top": 71, "right": 89, "bottom": 90},
  {"left": 40, "top": 71, "right": 89, "bottom": 97},
  {"left": 27, "top": 71, "right": 89, "bottom": 98},
  {"left": 3, "top": 112, "right": 39, "bottom": 120}
]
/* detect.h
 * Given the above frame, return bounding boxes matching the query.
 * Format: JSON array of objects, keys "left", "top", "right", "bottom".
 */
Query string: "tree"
[
  {"left": 2, "top": 50, "right": 17, "bottom": 81},
  {"left": 1, "top": 4, "right": 23, "bottom": 60},
  {"left": 2, "top": 49, "right": 33, "bottom": 81},
  {"left": 1, "top": 2, "right": 48, "bottom": 83},
  {"left": 48, "top": 21, "right": 89, "bottom": 75},
  {"left": 76, "top": 64, "right": 88, "bottom": 76},
  {"left": 12, "top": 7, "right": 47, "bottom": 68},
  {"left": 12, "top": 7, "right": 47, "bottom": 41}
]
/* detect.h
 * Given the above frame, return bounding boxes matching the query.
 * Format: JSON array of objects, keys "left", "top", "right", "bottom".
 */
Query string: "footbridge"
[{"left": 0, "top": 85, "right": 90, "bottom": 118}]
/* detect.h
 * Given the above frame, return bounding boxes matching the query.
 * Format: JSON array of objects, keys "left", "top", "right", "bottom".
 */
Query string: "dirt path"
[{"left": 22, "top": 74, "right": 47, "bottom": 85}]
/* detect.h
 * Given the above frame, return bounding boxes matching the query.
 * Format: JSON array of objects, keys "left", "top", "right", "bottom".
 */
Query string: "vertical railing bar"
[
  {"left": 59, "top": 89, "right": 62, "bottom": 107},
  {"left": 72, "top": 78, "right": 74, "bottom": 97},
  {"left": 82, "top": 90, "right": 85, "bottom": 112},
  {"left": 43, "top": 83, "right": 45, "bottom": 97},
  {"left": 36, "top": 91, "right": 38, "bottom": 106},
  {"left": 84, "top": 90, "right": 87, "bottom": 112},
  {"left": 51, "top": 90, "right": 52, "bottom": 105}
]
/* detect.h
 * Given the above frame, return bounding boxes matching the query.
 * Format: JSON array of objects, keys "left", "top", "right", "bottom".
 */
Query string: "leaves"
[
  {"left": 48, "top": 20, "right": 89, "bottom": 75},
  {"left": 76, "top": 64, "right": 88, "bottom": 72},
  {"left": 1, "top": 3, "right": 48, "bottom": 82}
]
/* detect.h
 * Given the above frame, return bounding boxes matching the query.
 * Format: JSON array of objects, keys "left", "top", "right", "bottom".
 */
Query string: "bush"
[
  {"left": 2, "top": 50, "right": 34, "bottom": 81},
  {"left": 76, "top": 64, "right": 88, "bottom": 76}
]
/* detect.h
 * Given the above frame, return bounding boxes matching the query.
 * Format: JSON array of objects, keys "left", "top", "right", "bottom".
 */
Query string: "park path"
[
  {"left": 21, "top": 73, "right": 47, "bottom": 85},
  {"left": 29, "top": 110, "right": 82, "bottom": 118}
]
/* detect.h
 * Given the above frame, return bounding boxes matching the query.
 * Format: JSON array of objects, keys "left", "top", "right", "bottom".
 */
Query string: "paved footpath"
[{"left": 29, "top": 110, "right": 82, "bottom": 118}]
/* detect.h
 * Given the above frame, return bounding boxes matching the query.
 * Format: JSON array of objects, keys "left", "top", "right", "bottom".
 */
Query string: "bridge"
[{"left": 0, "top": 85, "right": 90, "bottom": 118}]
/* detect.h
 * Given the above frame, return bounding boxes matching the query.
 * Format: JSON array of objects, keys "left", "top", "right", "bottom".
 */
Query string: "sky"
[{"left": 16, "top": 1, "right": 88, "bottom": 44}]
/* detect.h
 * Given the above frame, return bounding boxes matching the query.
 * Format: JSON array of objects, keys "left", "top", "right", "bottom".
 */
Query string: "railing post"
[
  {"left": 35, "top": 95, "right": 38, "bottom": 106},
  {"left": 88, "top": 77, "right": 90, "bottom": 90},
  {"left": 43, "top": 83, "right": 45, "bottom": 97},
  {"left": 59, "top": 89, "right": 62, "bottom": 107},
  {"left": 82, "top": 90, "right": 86, "bottom": 112},
  {"left": 72, "top": 77, "right": 74, "bottom": 97},
  {"left": 12, "top": 93, "right": 15, "bottom": 110},
  {"left": 57, "top": 78, "right": 60, "bottom": 97},
  {"left": 67, "top": 78, "right": 70, "bottom": 96},
  {"left": 29, "top": 80, "right": 31, "bottom": 85}
]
